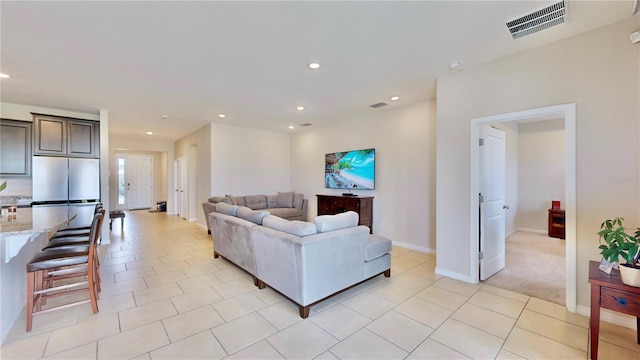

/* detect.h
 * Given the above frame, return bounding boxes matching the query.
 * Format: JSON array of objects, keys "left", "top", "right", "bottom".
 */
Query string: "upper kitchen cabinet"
[
  {"left": 32, "top": 114, "right": 99, "bottom": 158},
  {"left": 0, "top": 119, "right": 32, "bottom": 177}
]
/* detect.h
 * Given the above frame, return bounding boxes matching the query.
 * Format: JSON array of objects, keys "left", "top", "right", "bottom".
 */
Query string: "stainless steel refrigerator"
[{"left": 32, "top": 156, "right": 100, "bottom": 225}]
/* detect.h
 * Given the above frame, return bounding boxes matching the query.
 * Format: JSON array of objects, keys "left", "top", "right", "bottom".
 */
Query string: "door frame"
[{"left": 469, "top": 103, "right": 576, "bottom": 312}]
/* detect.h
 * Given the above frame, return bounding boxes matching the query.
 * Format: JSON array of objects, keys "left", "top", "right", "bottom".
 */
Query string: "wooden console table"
[
  {"left": 316, "top": 195, "right": 373, "bottom": 233},
  {"left": 588, "top": 260, "right": 640, "bottom": 359}
]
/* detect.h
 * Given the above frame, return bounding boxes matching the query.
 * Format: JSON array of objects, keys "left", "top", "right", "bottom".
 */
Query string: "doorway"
[
  {"left": 469, "top": 103, "right": 577, "bottom": 312},
  {"left": 116, "top": 154, "right": 153, "bottom": 210},
  {"left": 174, "top": 157, "right": 188, "bottom": 220}
]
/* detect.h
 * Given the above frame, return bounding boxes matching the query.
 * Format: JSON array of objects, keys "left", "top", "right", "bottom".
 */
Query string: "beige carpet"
[{"left": 482, "top": 231, "right": 566, "bottom": 305}]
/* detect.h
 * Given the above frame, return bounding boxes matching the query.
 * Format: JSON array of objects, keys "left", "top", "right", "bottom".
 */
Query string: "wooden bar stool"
[{"left": 26, "top": 211, "right": 103, "bottom": 332}]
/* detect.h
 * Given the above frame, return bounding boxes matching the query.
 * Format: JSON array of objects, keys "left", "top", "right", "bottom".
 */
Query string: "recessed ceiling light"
[
  {"left": 161, "top": 115, "right": 168, "bottom": 119},
  {"left": 288, "top": 125, "right": 294, "bottom": 130},
  {"left": 146, "top": 131, "right": 153, "bottom": 135},
  {"left": 308, "top": 62, "right": 320, "bottom": 70},
  {"left": 390, "top": 96, "right": 400, "bottom": 101},
  {"left": 218, "top": 113, "right": 226, "bottom": 118},
  {"left": 0, "top": 73, "right": 9, "bottom": 78},
  {"left": 296, "top": 106, "right": 305, "bottom": 111}
]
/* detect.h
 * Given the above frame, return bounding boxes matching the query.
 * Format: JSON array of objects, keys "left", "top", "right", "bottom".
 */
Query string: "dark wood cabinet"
[
  {"left": 68, "top": 119, "right": 98, "bottom": 157},
  {"left": 0, "top": 119, "right": 32, "bottom": 177},
  {"left": 33, "top": 114, "right": 67, "bottom": 155},
  {"left": 33, "top": 114, "right": 99, "bottom": 158},
  {"left": 548, "top": 208, "right": 565, "bottom": 239},
  {"left": 317, "top": 194, "right": 373, "bottom": 233}
]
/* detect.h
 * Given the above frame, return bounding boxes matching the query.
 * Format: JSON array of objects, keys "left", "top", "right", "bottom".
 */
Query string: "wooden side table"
[
  {"left": 548, "top": 208, "right": 565, "bottom": 239},
  {"left": 588, "top": 260, "right": 640, "bottom": 359}
]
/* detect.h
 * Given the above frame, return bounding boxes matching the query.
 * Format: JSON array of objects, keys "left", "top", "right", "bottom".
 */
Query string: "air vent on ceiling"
[
  {"left": 370, "top": 102, "right": 387, "bottom": 109},
  {"left": 506, "top": 1, "right": 566, "bottom": 39},
  {"left": 299, "top": 123, "right": 312, "bottom": 127}
]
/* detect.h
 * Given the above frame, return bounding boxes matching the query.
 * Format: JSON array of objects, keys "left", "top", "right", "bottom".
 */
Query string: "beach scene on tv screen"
[{"left": 325, "top": 149, "right": 375, "bottom": 190}]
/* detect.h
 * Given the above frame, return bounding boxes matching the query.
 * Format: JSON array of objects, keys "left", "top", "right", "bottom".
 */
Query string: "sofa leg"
[
  {"left": 299, "top": 305, "right": 310, "bottom": 318},
  {"left": 208, "top": 229, "right": 211, "bottom": 234},
  {"left": 384, "top": 269, "right": 391, "bottom": 277},
  {"left": 213, "top": 251, "right": 219, "bottom": 259},
  {"left": 257, "top": 280, "right": 265, "bottom": 289}
]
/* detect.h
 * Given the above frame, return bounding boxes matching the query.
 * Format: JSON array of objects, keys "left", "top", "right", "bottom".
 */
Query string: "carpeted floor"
[{"left": 482, "top": 231, "right": 566, "bottom": 305}]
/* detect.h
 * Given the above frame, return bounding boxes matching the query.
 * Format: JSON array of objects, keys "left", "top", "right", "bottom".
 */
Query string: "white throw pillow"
[{"left": 314, "top": 211, "right": 359, "bottom": 233}]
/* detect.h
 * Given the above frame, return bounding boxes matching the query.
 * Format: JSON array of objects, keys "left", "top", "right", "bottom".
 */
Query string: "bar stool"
[
  {"left": 50, "top": 203, "right": 103, "bottom": 239},
  {"left": 26, "top": 211, "right": 103, "bottom": 331},
  {"left": 43, "top": 208, "right": 106, "bottom": 250}
]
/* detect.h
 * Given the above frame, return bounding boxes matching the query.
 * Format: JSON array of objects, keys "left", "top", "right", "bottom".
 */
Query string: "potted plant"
[{"left": 598, "top": 217, "right": 640, "bottom": 286}]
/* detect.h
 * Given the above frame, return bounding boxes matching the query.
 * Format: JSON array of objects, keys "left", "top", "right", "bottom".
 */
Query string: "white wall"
[
  {"left": 435, "top": 18, "right": 639, "bottom": 311},
  {"left": 290, "top": 100, "right": 437, "bottom": 252},
  {"left": 517, "top": 119, "right": 565, "bottom": 232},
  {"left": 211, "top": 123, "right": 291, "bottom": 196},
  {"left": 175, "top": 124, "right": 211, "bottom": 227}
]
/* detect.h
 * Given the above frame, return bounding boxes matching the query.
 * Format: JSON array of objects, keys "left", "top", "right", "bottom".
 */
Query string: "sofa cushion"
[
  {"left": 366, "top": 235, "right": 392, "bottom": 261},
  {"left": 237, "top": 206, "right": 270, "bottom": 225},
  {"left": 276, "top": 191, "right": 294, "bottom": 208},
  {"left": 293, "top": 192, "right": 304, "bottom": 210},
  {"left": 266, "top": 195, "right": 277, "bottom": 209},
  {"left": 244, "top": 195, "right": 267, "bottom": 210},
  {"left": 269, "top": 207, "right": 303, "bottom": 220},
  {"left": 263, "top": 215, "right": 317, "bottom": 237},
  {"left": 314, "top": 211, "right": 359, "bottom": 233},
  {"left": 208, "top": 196, "right": 226, "bottom": 203},
  {"left": 216, "top": 202, "right": 239, "bottom": 216}
]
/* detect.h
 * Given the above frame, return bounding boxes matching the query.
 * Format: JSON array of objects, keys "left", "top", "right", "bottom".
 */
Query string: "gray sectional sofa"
[
  {"left": 202, "top": 192, "right": 307, "bottom": 234},
  {"left": 209, "top": 203, "right": 392, "bottom": 318}
]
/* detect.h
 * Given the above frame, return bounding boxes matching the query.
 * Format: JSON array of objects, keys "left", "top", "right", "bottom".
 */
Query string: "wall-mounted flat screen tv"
[{"left": 325, "top": 148, "right": 375, "bottom": 190}]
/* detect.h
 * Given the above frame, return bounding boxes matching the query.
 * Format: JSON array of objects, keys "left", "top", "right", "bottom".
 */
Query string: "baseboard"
[
  {"left": 435, "top": 266, "right": 477, "bottom": 284},
  {"left": 516, "top": 227, "right": 547, "bottom": 235},
  {"left": 576, "top": 305, "right": 638, "bottom": 330},
  {"left": 392, "top": 240, "right": 435, "bottom": 254}
]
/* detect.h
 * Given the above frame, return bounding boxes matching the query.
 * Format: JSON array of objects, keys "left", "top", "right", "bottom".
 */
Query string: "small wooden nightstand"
[{"left": 548, "top": 208, "right": 565, "bottom": 239}]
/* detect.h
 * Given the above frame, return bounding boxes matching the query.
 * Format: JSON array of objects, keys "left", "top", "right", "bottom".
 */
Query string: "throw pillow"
[
  {"left": 225, "top": 194, "right": 237, "bottom": 205},
  {"left": 293, "top": 192, "right": 304, "bottom": 210},
  {"left": 262, "top": 215, "right": 317, "bottom": 237},
  {"left": 208, "top": 196, "right": 226, "bottom": 203},
  {"left": 237, "top": 206, "right": 270, "bottom": 225},
  {"left": 276, "top": 191, "right": 294, "bottom": 208},
  {"left": 314, "top": 211, "right": 359, "bottom": 233},
  {"left": 215, "top": 202, "right": 239, "bottom": 216}
]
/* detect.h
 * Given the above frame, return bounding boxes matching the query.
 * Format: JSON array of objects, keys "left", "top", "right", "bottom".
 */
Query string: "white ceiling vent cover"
[{"left": 506, "top": 1, "right": 567, "bottom": 39}]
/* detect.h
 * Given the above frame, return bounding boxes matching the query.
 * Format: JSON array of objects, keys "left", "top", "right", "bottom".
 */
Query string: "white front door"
[
  {"left": 480, "top": 126, "right": 507, "bottom": 280},
  {"left": 120, "top": 154, "right": 153, "bottom": 210}
]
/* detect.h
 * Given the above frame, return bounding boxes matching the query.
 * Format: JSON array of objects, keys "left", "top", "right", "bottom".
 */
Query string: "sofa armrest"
[{"left": 202, "top": 202, "right": 217, "bottom": 232}]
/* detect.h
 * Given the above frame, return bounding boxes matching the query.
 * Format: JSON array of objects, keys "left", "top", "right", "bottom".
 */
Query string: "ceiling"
[{"left": 1, "top": 1, "right": 636, "bottom": 141}]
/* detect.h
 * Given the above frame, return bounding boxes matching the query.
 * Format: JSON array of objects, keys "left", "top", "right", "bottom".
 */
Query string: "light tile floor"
[{"left": 2, "top": 211, "right": 640, "bottom": 359}]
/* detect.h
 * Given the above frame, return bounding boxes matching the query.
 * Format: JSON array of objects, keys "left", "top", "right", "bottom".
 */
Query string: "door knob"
[{"left": 503, "top": 205, "right": 510, "bottom": 210}]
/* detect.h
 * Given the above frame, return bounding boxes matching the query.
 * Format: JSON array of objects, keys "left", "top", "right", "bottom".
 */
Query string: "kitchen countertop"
[{"left": 0, "top": 206, "right": 77, "bottom": 236}]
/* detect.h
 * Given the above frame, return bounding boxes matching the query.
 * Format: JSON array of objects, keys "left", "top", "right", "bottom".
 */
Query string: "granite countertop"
[
  {"left": 0, "top": 206, "right": 77, "bottom": 236},
  {"left": 0, "top": 195, "right": 33, "bottom": 207}
]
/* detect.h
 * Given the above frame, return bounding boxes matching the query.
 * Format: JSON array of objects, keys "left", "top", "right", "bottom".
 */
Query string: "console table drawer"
[{"left": 601, "top": 287, "right": 640, "bottom": 316}]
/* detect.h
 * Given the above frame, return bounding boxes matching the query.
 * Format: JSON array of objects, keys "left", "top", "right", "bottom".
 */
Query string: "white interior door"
[
  {"left": 173, "top": 159, "right": 179, "bottom": 215},
  {"left": 480, "top": 126, "right": 507, "bottom": 280},
  {"left": 178, "top": 157, "right": 188, "bottom": 219},
  {"left": 124, "top": 154, "right": 153, "bottom": 210}
]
